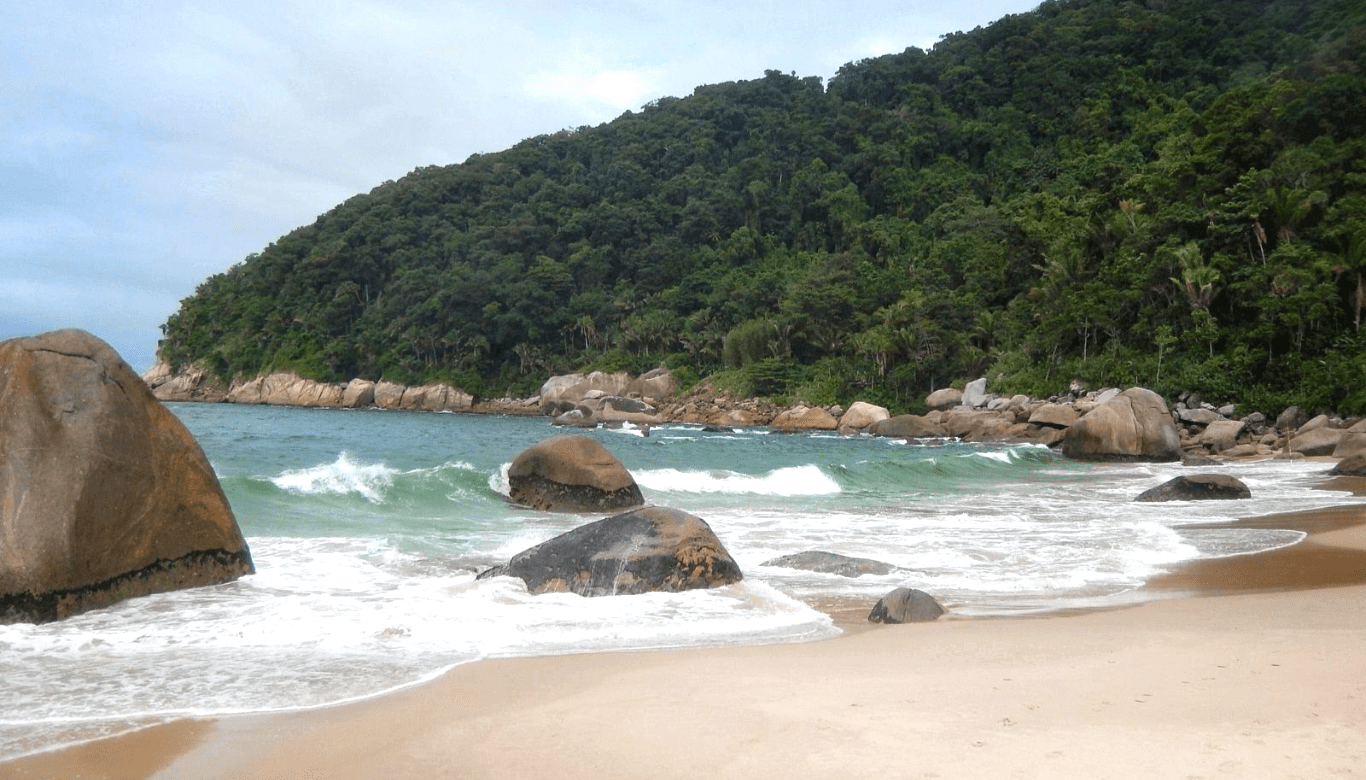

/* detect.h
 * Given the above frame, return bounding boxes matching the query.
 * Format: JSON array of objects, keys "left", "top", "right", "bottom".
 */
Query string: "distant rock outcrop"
[
  {"left": 1, "top": 330, "right": 253, "bottom": 624},
  {"left": 1061, "top": 387, "right": 1182, "bottom": 462},
  {"left": 478, "top": 506, "right": 742, "bottom": 596},
  {"left": 143, "top": 364, "right": 473, "bottom": 412},
  {"left": 1134, "top": 474, "right": 1251, "bottom": 502},
  {"left": 507, "top": 435, "right": 645, "bottom": 512},
  {"left": 538, "top": 369, "right": 675, "bottom": 417}
]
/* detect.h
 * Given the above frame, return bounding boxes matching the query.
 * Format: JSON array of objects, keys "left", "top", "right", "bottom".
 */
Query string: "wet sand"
[{"left": 6, "top": 499, "right": 1366, "bottom": 780}]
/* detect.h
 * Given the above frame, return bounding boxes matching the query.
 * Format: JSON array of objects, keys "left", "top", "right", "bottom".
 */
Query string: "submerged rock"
[
  {"left": 1, "top": 329, "right": 253, "bottom": 624},
  {"left": 1134, "top": 474, "right": 1251, "bottom": 502},
  {"left": 508, "top": 435, "right": 644, "bottom": 512},
  {"left": 479, "top": 506, "right": 743, "bottom": 596},
  {"left": 868, "top": 588, "right": 945, "bottom": 623},
  {"left": 762, "top": 551, "right": 898, "bottom": 577}
]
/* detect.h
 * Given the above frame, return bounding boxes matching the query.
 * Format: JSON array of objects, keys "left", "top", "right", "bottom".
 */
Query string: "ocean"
[{"left": 2, "top": 403, "right": 1358, "bottom": 759}]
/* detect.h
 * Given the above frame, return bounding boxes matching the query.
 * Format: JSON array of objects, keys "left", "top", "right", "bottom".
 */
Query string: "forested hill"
[{"left": 158, "top": 0, "right": 1366, "bottom": 414}]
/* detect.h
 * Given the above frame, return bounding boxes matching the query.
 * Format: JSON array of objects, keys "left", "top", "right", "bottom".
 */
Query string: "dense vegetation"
[{"left": 159, "top": 0, "right": 1366, "bottom": 414}]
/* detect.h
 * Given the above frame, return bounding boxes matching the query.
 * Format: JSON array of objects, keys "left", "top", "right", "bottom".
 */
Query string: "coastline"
[{"left": 8, "top": 493, "right": 1366, "bottom": 780}]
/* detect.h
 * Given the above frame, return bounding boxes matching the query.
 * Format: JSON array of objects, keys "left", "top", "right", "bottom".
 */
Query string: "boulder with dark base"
[
  {"left": 868, "top": 414, "right": 949, "bottom": 439},
  {"left": 763, "top": 551, "right": 898, "bottom": 577},
  {"left": 508, "top": 435, "right": 644, "bottom": 512},
  {"left": 479, "top": 506, "right": 743, "bottom": 596},
  {"left": 868, "top": 587, "right": 945, "bottom": 623},
  {"left": 1061, "top": 387, "right": 1181, "bottom": 462},
  {"left": 1134, "top": 474, "right": 1252, "bottom": 502},
  {"left": 1329, "top": 454, "right": 1366, "bottom": 477},
  {"left": 1, "top": 329, "right": 253, "bottom": 624}
]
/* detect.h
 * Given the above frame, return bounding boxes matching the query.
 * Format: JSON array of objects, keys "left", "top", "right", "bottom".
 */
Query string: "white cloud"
[{"left": 525, "top": 68, "right": 658, "bottom": 113}]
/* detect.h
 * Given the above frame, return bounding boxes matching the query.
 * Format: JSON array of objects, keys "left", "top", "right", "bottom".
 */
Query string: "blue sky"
[{"left": 2, "top": 0, "right": 1037, "bottom": 373}]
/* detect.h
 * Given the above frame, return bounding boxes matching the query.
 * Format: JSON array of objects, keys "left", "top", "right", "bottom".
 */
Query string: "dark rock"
[
  {"left": 1061, "top": 387, "right": 1181, "bottom": 462},
  {"left": 478, "top": 506, "right": 742, "bottom": 596},
  {"left": 1181, "top": 454, "right": 1222, "bottom": 467},
  {"left": 1329, "top": 454, "right": 1366, "bottom": 477},
  {"left": 508, "top": 435, "right": 644, "bottom": 512},
  {"left": 551, "top": 407, "right": 598, "bottom": 428},
  {"left": 1, "top": 329, "right": 253, "bottom": 624},
  {"left": 600, "top": 396, "right": 655, "bottom": 415},
  {"left": 1276, "top": 405, "right": 1309, "bottom": 432},
  {"left": 868, "top": 588, "right": 945, "bottom": 623},
  {"left": 1134, "top": 474, "right": 1252, "bottom": 502},
  {"left": 762, "top": 551, "right": 897, "bottom": 578}
]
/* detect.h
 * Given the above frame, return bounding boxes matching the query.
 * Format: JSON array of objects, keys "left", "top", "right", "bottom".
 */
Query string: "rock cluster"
[
  {"left": 2, "top": 330, "right": 253, "bottom": 624},
  {"left": 144, "top": 362, "right": 485, "bottom": 414}
]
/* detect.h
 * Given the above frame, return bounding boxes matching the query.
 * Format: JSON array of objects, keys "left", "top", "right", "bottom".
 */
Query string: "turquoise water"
[{"left": 1, "top": 404, "right": 1356, "bottom": 759}]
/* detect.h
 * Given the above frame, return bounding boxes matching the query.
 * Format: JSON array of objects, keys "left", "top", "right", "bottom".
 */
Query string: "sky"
[{"left": 2, "top": 0, "right": 1038, "bottom": 373}]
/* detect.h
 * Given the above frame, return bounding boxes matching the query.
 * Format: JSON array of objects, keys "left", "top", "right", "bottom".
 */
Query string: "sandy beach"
[{"left": 6, "top": 495, "right": 1366, "bottom": 780}]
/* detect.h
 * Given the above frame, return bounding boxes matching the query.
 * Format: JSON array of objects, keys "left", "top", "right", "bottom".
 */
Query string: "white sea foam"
[
  {"left": 271, "top": 452, "right": 397, "bottom": 501},
  {"left": 635, "top": 464, "right": 841, "bottom": 496},
  {"left": 0, "top": 536, "right": 834, "bottom": 759}
]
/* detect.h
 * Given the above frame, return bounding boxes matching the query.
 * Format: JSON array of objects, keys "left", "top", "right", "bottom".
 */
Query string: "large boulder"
[
  {"left": 838, "top": 401, "right": 890, "bottom": 431},
  {"left": 1028, "top": 403, "right": 1079, "bottom": 429},
  {"left": 340, "top": 378, "right": 376, "bottom": 408},
  {"left": 867, "top": 587, "right": 945, "bottom": 623},
  {"left": 478, "top": 506, "right": 742, "bottom": 596},
  {"left": 1289, "top": 427, "right": 1345, "bottom": 457},
  {"left": 1197, "top": 419, "right": 1246, "bottom": 454},
  {"left": 762, "top": 551, "right": 897, "bottom": 577},
  {"left": 398, "top": 383, "right": 473, "bottom": 412},
  {"left": 770, "top": 405, "right": 839, "bottom": 432},
  {"left": 941, "top": 409, "right": 1016, "bottom": 441},
  {"left": 925, "top": 388, "right": 963, "bottom": 411},
  {"left": 1060, "top": 387, "right": 1181, "bottom": 462},
  {"left": 1329, "top": 454, "right": 1366, "bottom": 477},
  {"left": 508, "top": 435, "right": 644, "bottom": 512},
  {"left": 1332, "top": 432, "right": 1366, "bottom": 459},
  {"left": 1275, "top": 405, "right": 1309, "bottom": 432},
  {"left": 1, "top": 330, "right": 253, "bottom": 624},
  {"left": 868, "top": 414, "right": 948, "bottom": 439},
  {"left": 1134, "top": 474, "right": 1251, "bottom": 502},
  {"left": 960, "top": 378, "right": 989, "bottom": 409}
]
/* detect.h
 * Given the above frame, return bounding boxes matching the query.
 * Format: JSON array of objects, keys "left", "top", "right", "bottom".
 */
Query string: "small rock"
[
  {"left": 868, "top": 588, "right": 945, "bottom": 624},
  {"left": 1134, "top": 474, "right": 1251, "bottom": 502}
]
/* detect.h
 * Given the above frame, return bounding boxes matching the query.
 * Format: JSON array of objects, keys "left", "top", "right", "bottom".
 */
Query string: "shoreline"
[{"left": 7, "top": 492, "right": 1366, "bottom": 779}]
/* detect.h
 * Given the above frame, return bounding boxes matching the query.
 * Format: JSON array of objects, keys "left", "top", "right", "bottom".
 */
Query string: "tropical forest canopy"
[{"left": 159, "top": 0, "right": 1366, "bottom": 414}]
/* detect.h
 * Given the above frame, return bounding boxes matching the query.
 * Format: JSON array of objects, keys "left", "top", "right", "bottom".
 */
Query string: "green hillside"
[{"left": 158, "top": 0, "right": 1366, "bottom": 414}]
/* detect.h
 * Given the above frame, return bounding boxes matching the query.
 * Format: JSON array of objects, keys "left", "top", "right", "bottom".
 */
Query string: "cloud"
[{"left": 524, "top": 68, "right": 658, "bottom": 114}]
